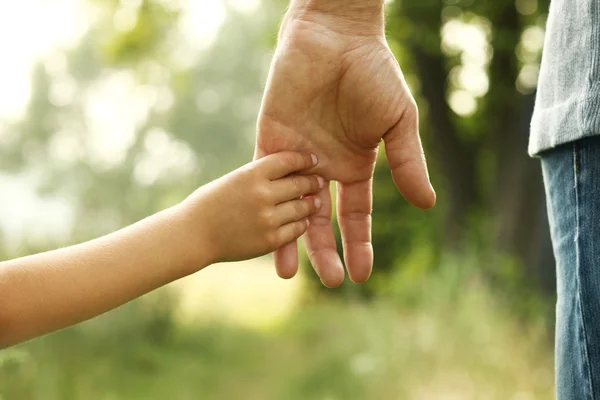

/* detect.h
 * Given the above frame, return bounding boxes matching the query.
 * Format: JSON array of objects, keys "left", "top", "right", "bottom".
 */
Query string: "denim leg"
[{"left": 542, "top": 136, "right": 600, "bottom": 400}]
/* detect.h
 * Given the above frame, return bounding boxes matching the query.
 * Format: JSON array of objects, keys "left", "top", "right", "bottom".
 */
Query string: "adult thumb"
[{"left": 383, "top": 102, "right": 436, "bottom": 210}]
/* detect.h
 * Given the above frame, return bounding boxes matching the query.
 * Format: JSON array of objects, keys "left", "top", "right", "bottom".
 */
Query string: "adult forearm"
[{"left": 0, "top": 205, "right": 210, "bottom": 348}]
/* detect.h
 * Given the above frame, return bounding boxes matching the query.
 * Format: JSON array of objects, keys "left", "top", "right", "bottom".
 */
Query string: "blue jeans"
[{"left": 542, "top": 136, "right": 600, "bottom": 399}]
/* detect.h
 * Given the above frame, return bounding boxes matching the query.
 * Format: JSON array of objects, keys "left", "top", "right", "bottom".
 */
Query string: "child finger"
[
  {"left": 275, "top": 197, "right": 322, "bottom": 226},
  {"left": 271, "top": 175, "right": 325, "bottom": 203},
  {"left": 258, "top": 152, "right": 318, "bottom": 180},
  {"left": 274, "top": 220, "right": 310, "bottom": 248}
]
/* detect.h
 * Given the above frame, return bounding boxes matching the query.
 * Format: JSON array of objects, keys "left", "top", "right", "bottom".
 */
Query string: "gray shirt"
[{"left": 529, "top": 0, "right": 600, "bottom": 156}]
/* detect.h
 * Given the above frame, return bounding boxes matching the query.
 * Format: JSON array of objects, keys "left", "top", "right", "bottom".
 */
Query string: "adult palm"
[{"left": 256, "top": 10, "right": 435, "bottom": 288}]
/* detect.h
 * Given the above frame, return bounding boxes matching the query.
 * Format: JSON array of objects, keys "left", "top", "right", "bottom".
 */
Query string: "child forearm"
[
  {"left": 0, "top": 151, "right": 322, "bottom": 348},
  {"left": 0, "top": 205, "right": 210, "bottom": 348}
]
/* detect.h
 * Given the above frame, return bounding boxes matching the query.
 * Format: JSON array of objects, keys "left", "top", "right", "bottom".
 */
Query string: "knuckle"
[
  {"left": 266, "top": 231, "right": 280, "bottom": 248},
  {"left": 282, "top": 152, "right": 299, "bottom": 170},
  {"left": 299, "top": 176, "right": 315, "bottom": 194},
  {"left": 310, "top": 176, "right": 321, "bottom": 191},
  {"left": 294, "top": 200, "right": 306, "bottom": 216},
  {"left": 303, "top": 199, "right": 315, "bottom": 215},
  {"left": 260, "top": 208, "right": 276, "bottom": 228},
  {"left": 254, "top": 185, "right": 272, "bottom": 203},
  {"left": 294, "top": 221, "right": 307, "bottom": 237},
  {"left": 247, "top": 160, "right": 261, "bottom": 173},
  {"left": 239, "top": 164, "right": 253, "bottom": 178},
  {"left": 303, "top": 152, "right": 313, "bottom": 168},
  {"left": 407, "top": 96, "right": 418, "bottom": 112},
  {"left": 246, "top": 166, "right": 262, "bottom": 181},
  {"left": 291, "top": 176, "right": 302, "bottom": 193},
  {"left": 404, "top": 97, "right": 419, "bottom": 122}
]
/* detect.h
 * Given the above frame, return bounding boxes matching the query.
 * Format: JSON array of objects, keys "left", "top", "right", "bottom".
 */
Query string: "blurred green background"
[{"left": 0, "top": 0, "right": 556, "bottom": 398}]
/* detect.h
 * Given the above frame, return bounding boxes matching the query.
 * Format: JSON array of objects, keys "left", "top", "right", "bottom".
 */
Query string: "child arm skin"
[{"left": 0, "top": 151, "right": 324, "bottom": 348}]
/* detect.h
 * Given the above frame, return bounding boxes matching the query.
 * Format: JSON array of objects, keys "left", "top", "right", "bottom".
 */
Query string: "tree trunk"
[
  {"left": 412, "top": 48, "right": 480, "bottom": 249},
  {"left": 486, "top": 3, "right": 555, "bottom": 295}
]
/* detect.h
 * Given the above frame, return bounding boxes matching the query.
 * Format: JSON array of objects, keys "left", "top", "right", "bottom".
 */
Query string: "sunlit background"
[{"left": 1, "top": 0, "right": 555, "bottom": 399}]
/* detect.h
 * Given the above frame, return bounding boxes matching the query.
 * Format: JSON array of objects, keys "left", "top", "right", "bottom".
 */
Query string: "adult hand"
[{"left": 255, "top": 0, "right": 436, "bottom": 288}]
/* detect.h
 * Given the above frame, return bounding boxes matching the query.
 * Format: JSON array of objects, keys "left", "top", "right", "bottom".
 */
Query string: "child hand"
[{"left": 180, "top": 151, "right": 324, "bottom": 265}]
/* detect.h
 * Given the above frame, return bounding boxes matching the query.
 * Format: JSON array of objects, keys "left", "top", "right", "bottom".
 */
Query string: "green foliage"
[{"left": 102, "top": 1, "right": 180, "bottom": 65}]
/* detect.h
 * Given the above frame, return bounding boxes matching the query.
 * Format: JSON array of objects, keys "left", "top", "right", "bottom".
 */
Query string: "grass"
[{"left": 0, "top": 261, "right": 554, "bottom": 400}]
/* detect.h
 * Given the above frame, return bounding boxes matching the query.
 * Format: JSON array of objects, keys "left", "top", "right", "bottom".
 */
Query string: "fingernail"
[
  {"left": 314, "top": 197, "right": 322, "bottom": 209},
  {"left": 311, "top": 154, "right": 318, "bottom": 166},
  {"left": 317, "top": 176, "right": 325, "bottom": 188}
]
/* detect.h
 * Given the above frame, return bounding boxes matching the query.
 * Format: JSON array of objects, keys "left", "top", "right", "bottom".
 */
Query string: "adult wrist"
[
  {"left": 287, "top": 0, "right": 385, "bottom": 36},
  {"left": 291, "top": 0, "right": 384, "bottom": 13}
]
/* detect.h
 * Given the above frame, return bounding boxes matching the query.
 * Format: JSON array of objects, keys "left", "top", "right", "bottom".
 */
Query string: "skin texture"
[
  {"left": 256, "top": 0, "right": 436, "bottom": 288},
  {"left": 0, "top": 152, "right": 322, "bottom": 348}
]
